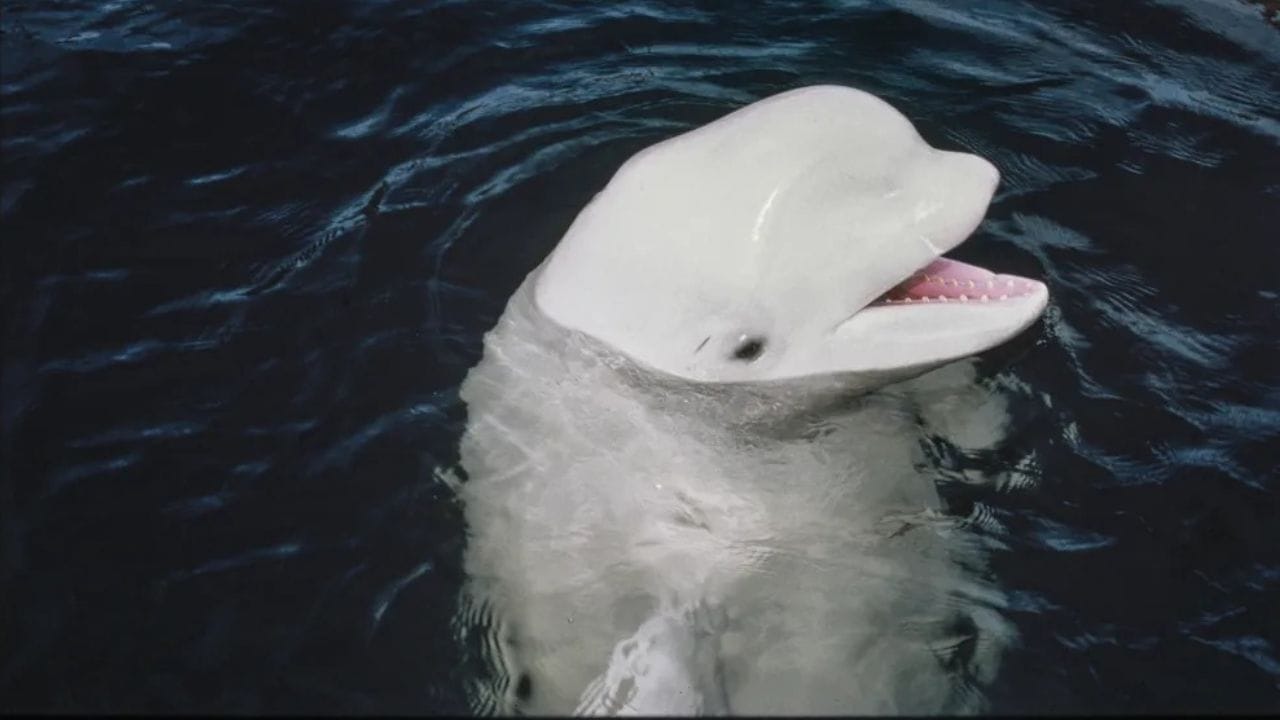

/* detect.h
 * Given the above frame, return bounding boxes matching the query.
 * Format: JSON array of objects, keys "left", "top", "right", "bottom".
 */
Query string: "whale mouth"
[
  {"left": 813, "top": 253, "right": 1048, "bottom": 378},
  {"left": 869, "top": 257, "right": 1044, "bottom": 307}
]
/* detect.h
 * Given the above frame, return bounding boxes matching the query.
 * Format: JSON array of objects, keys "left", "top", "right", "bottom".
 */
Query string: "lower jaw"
[{"left": 871, "top": 257, "right": 1041, "bottom": 306}]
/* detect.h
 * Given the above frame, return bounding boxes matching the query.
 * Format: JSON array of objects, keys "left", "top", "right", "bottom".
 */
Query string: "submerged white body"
[{"left": 453, "top": 86, "right": 1047, "bottom": 715}]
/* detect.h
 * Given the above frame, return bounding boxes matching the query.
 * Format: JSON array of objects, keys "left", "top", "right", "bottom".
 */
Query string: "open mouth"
[{"left": 870, "top": 257, "right": 1043, "bottom": 307}]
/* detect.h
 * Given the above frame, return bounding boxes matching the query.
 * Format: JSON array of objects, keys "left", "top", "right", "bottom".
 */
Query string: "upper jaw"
[{"left": 838, "top": 150, "right": 1006, "bottom": 327}]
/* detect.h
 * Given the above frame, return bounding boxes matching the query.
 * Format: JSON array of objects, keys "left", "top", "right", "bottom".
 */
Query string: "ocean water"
[{"left": 2, "top": 0, "right": 1278, "bottom": 714}]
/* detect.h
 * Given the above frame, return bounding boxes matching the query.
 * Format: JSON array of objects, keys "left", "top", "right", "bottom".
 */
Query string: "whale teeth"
[{"left": 881, "top": 283, "right": 1037, "bottom": 307}]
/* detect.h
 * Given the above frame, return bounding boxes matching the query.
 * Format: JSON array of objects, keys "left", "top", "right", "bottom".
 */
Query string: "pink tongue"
[{"left": 875, "top": 258, "right": 1041, "bottom": 305}]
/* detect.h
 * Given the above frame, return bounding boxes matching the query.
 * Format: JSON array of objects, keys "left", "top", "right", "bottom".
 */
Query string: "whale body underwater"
[{"left": 450, "top": 85, "right": 1050, "bottom": 715}]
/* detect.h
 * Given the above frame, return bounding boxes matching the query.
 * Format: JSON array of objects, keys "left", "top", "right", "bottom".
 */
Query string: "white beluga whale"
[{"left": 452, "top": 85, "right": 1049, "bottom": 715}]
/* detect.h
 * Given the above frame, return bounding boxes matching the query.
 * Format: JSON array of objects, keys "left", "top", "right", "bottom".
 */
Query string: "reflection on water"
[{"left": 2, "top": 0, "right": 1278, "bottom": 714}]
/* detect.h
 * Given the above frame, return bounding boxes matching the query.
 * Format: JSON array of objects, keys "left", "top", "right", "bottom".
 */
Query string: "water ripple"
[{"left": 2, "top": 0, "right": 1277, "bottom": 713}]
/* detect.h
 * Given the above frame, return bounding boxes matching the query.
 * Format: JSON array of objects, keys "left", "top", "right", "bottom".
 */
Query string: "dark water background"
[{"left": 2, "top": 0, "right": 1278, "bottom": 714}]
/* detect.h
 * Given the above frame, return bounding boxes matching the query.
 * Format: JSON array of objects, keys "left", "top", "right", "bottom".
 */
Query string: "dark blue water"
[{"left": 2, "top": 0, "right": 1278, "bottom": 714}]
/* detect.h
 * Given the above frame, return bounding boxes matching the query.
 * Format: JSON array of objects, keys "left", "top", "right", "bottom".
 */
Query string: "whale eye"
[{"left": 732, "top": 336, "right": 766, "bottom": 362}]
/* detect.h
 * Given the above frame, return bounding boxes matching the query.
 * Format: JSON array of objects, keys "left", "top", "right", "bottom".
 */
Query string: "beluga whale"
[{"left": 451, "top": 85, "right": 1049, "bottom": 715}]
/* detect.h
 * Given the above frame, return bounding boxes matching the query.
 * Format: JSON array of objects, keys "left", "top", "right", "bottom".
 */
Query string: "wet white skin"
[
  {"left": 453, "top": 86, "right": 1048, "bottom": 715},
  {"left": 535, "top": 85, "right": 1047, "bottom": 388}
]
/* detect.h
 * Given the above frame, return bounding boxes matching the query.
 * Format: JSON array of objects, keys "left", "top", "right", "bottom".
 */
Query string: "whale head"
[{"left": 534, "top": 85, "right": 1048, "bottom": 391}]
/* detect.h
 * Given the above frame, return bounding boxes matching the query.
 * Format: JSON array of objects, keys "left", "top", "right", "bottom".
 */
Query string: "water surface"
[{"left": 2, "top": 0, "right": 1278, "bottom": 713}]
